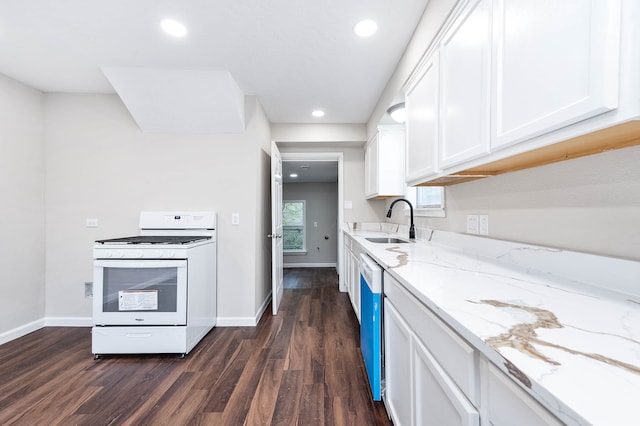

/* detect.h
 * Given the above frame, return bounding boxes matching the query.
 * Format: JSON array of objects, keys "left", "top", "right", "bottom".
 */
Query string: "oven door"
[{"left": 93, "top": 259, "right": 187, "bottom": 326}]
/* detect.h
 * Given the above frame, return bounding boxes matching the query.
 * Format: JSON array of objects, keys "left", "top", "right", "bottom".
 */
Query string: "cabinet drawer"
[{"left": 384, "top": 272, "right": 478, "bottom": 405}]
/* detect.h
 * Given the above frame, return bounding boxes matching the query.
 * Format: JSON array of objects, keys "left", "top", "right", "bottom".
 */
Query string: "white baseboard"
[
  {"left": 0, "top": 319, "right": 45, "bottom": 346},
  {"left": 2, "top": 312, "right": 264, "bottom": 344},
  {"left": 255, "top": 294, "right": 270, "bottom": 321},
  {"left": 284, "top": 262, "right": 337, "bottom": 268},
  {"left": 217, "top": 294, "right": 271, "bottom": 327},
  {"left": 216, "top": 317, "right": 258, "bottom": 326},
  {"left": 45, "top": 317, "right": 93, "bottom": 327}
]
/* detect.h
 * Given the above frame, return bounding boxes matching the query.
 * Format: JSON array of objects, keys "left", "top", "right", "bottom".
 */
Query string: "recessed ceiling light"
[
  {"left": 312, "top": 110, "right": 325, "bottom": 118},
  {"left": 289, "top": 173, "right": 298, "bottom": 178},
  {"left": 161, "top": 19, "right": 187, "bottom": 37},
  {"left": 354, "top": 19, "right": 378, "bottom": 38}
]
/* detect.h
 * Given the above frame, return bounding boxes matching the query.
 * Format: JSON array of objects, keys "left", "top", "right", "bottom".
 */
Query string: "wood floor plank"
[
  {"left": 201, "top": 338, "right": 253, "bottom": 412},
  {"left": 269, "top": 370, "right": 304, "bottom": 426},
  {"left": 244, "top": 358, "right": 285, "bottom": 426},
  {"left": 216, "top": 348, "right": 271, "bottom": 425},
  {"left": 298, "top": 382, "right": 325, "bottom": 425},
  {"left": 0, "top": 268, "right": 392, "bottom": 425}
]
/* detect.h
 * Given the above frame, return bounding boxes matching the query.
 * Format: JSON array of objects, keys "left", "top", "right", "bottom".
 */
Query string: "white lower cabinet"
[
  {"left": 480, "top": 360, "right": 563, "bottom": 426},
  {"left": 413, "top": 337, "right": 479, "bottom": 426},
  {"left": 349, "top": 249, "right": 360, "bottom": 322},
  {"left": 384, "top": 272, "right": 479, "bottom": 426},
  {"left": 384, "top": 300, "right": 413, "bottom": 426},
  {"left": 343, "top": 235, "right": 361, "bottom": 322}
]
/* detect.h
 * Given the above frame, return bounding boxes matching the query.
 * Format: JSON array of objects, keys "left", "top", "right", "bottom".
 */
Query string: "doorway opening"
[{"left": 280, "top": 152, "right": 345, "bottom": 291}]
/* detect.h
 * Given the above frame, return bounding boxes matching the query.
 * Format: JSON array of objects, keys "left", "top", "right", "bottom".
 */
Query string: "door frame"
[{"left": 280, "top": 151, "right": 345, "bottom": 292}]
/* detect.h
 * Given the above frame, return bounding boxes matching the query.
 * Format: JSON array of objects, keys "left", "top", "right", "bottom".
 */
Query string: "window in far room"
[{"left": 283, "top": 200, "right": 306, "bottom": 252}]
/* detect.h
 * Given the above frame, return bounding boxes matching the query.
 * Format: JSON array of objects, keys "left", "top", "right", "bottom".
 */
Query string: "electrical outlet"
[
  {"left": 232, "top": 213, "right": 240, "bottom": 225},
  {"left": 86, "top": 218, "right": 98, "bottom": 228},
  {"left": 466, "top": 215, "right": 479, "bottom": 235},
  {"left": 84, "top": 282, "right": 93, "bottom": 297},
  {"left": 479, "top": 215, "right": 489, "bottom": 235}
]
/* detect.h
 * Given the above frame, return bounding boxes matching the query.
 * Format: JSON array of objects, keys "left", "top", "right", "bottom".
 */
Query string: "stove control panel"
[{"left": 95, "top": 248, "right": 182, "bottom": 260}]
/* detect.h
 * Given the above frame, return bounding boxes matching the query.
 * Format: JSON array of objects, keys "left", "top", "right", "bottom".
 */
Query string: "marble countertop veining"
[{"left": 345, "top": 224, "right": 640, "bottom": 426}]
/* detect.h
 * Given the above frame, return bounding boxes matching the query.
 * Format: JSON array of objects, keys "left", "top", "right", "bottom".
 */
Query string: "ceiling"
[
  {"left": 283, "top": 161, "right": 338, "bottom": 183},
  {"left": 0, "top": 0, "right": 429, "bottom": 125}
]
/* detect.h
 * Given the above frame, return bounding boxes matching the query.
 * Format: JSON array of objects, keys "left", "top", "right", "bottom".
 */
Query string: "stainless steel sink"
[{"left": 365, "top": 237, "right": 410, "bottom": 244}]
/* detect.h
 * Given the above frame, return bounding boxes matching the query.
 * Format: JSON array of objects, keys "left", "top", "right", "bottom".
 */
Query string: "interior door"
[{"left": 270, "top": 141, "right": 284, "bottom": 315}]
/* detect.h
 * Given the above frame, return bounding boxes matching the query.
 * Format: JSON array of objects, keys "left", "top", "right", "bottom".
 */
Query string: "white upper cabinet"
[
  {"left": 491, "top": 0, "right": 621, "bottom": 150},
  {"left": 439, "top": 0, "right": 492, "bottom": 169},
  {"left": 405, "top": 51, "right": 440, "bottom": 185},
  {"left": 365, "top": 125, "right": 405, "bottom": 199},
  {"left": 402, "top": 0, "right": 635, "bottom": 186}
]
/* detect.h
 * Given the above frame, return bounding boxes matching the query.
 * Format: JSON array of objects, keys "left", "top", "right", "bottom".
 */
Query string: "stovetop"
[{"left": 95, "top": 235, "right": 211, "bottom": 245}]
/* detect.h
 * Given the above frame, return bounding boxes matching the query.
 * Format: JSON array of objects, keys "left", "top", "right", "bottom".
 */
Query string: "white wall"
[
  {"left": 0, "top": 74, "right": 46, "bottom": 341},
  {"left": 44, "top": 93, "right": 272, "bottom": 326},
  {"left": 283, "top": 182, "right": 338, "bottom": 266}
]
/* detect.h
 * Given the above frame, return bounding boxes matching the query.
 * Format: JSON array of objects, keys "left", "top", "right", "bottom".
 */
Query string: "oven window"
[{"left": 102, "top": 267, "right": 178, "bottom": 313}]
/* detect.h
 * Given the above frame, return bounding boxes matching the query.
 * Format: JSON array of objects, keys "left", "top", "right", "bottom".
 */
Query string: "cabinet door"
[
  {"left": 491, "top": 0, "right": 621, "bottom": 149},
  {"left": 364, "top": 133, "right": 379, "bottom": 197},
  {"left": 343, "top": 243, "right": 354, "bottom": 310},
  {"left": 351, "top": 251, "right": 360, "bottom": 322},
  {"left": 413, "top": 337, "right": 479, "bottom": 426},
  {"left": 439, "top": 0, "right": 492, "bottom": 168},
  {"left": 384, "top": 300, "right": 413, "bottom": 426},
  {"left": 481, "top": 361, "right": 563, "bottom": 426},
  {"left": 405, "top": 51, "right": 439, "bottom": 185}
]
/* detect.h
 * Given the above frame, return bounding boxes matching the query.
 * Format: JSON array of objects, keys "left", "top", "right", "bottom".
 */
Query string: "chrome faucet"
[{"left": 386, "top": 198, "right": 415, "bottom": 239}]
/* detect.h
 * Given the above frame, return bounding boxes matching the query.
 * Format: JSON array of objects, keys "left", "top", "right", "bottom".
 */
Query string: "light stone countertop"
[{"left": 344, "top": 223, "right": 640, "bottom": 426}]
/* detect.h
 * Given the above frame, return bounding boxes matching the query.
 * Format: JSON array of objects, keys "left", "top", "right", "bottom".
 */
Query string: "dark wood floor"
[{"left": 0, "top": 268, "right": 391, "bottom": 425}]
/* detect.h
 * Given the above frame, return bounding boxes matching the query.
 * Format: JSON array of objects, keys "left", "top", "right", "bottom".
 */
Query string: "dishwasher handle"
[{"left": 359, "top": 254, "right": 383, "bottom": 294}]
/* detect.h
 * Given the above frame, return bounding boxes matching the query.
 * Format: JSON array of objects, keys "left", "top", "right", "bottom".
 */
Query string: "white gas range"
[{"left": 92, "top": 211, "right": 217, "bottom": 358}]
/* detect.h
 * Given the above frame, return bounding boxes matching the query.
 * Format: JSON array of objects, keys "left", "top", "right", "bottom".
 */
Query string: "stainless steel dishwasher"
[{"left": 359, "top": 253, "right": 383, "bottom": 401}]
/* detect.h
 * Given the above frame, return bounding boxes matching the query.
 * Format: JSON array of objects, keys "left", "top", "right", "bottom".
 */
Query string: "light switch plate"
[
  {"left": 479, "top": 215, "right": 489, "bottom": 235},
  {"left": 231, "top": 213, "right": 240, "bottom": 225},
  {"left": 466, "top": 215, "right": 479, "bottom": 235}
]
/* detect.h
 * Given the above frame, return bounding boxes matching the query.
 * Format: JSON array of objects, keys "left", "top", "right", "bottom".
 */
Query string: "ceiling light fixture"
[
  {"left": 312, "top": 110, "right": 325, "bottom": 118},
  {"left": 289, "top": 173, "right": 298, "bottom": 178},
  {"left": 354, "top": 19, "right": 378, "bottom": 37},
  {"left": 387, "top": 102, "right": 406, "bottom": 123},
  {"left": 161, "top": 19, "right": 187, "bottom": 37}
]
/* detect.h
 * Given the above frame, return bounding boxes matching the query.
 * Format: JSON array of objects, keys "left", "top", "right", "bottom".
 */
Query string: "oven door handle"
[{"left": 94, "top": 259, "right": 187, "bottom": 268}]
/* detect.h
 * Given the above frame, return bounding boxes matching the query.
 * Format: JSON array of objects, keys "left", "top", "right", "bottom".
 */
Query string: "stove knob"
[
  {"left": 165, "top": 250, "right": 175, "bottom": 258},
  {"left": 105, "top": 251, "right": 113, "bottom": 258},
  {"left": 134, "top": 250, "right": 144, "bottom": 258},
  {"left": 115, "top": 250, "right": 124, "bottom": 258}
]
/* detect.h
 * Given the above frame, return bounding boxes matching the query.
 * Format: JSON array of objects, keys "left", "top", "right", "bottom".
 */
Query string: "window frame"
[
  {"left": 282, "top": 199, "right": 307, "bottom": 253},
  {"left": 407, "top": 186, "right": 446, "bottom": 218}
]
